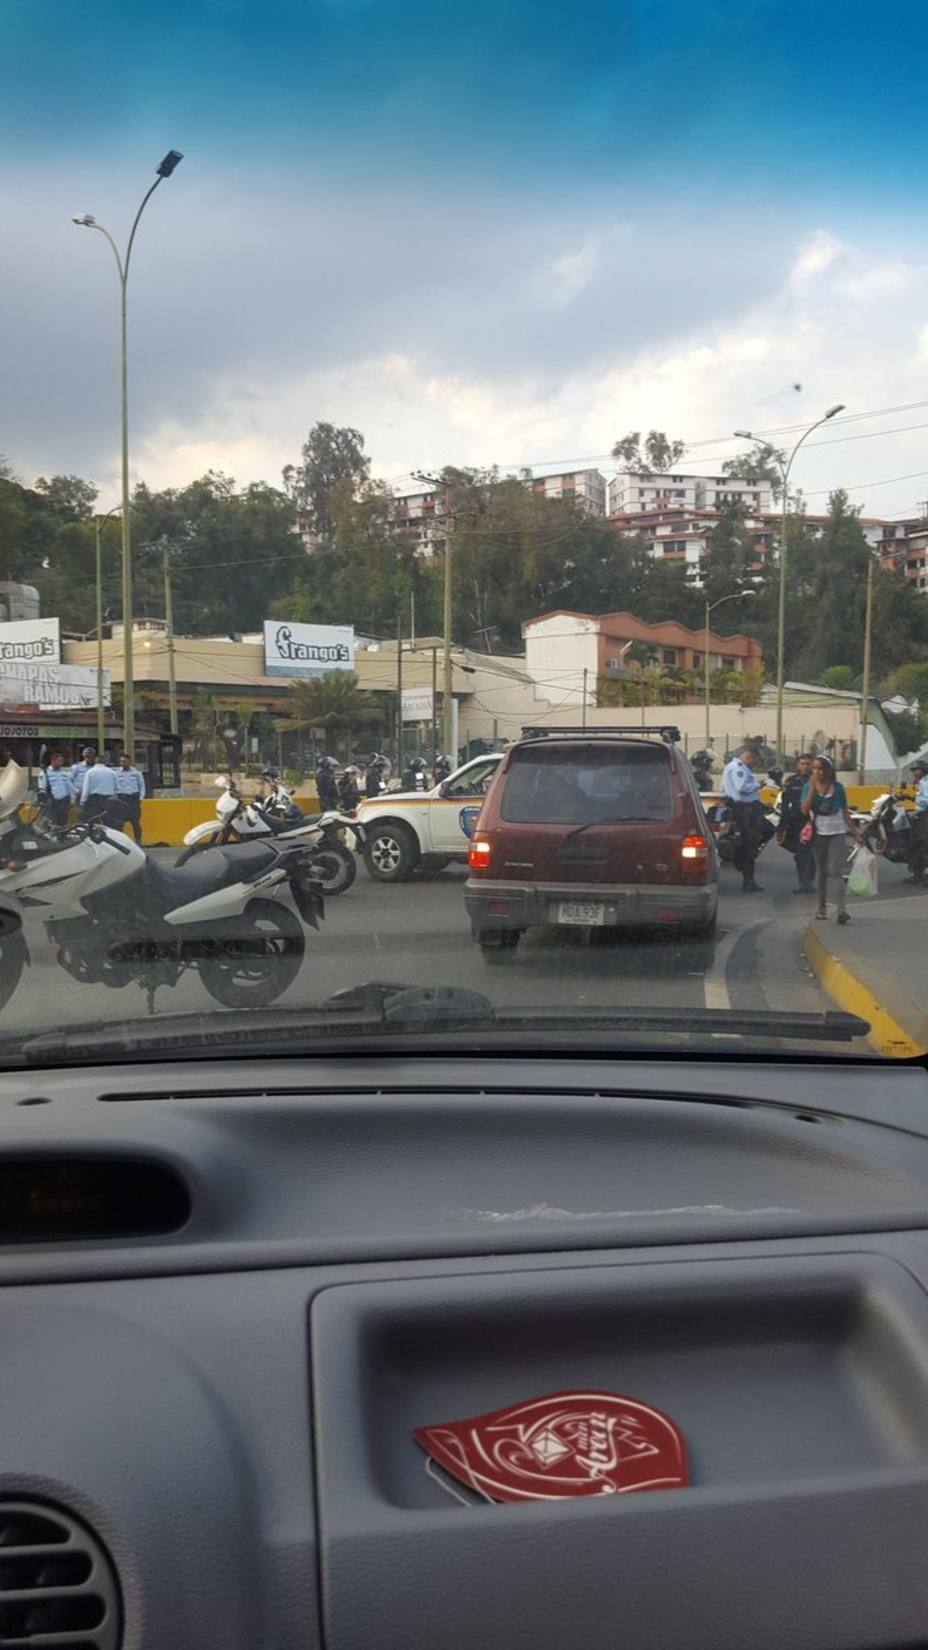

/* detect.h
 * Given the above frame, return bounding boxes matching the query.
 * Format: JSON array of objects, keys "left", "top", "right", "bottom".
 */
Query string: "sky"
[{"left": 3, "top": 0, "right": 928, "bottom": 516}]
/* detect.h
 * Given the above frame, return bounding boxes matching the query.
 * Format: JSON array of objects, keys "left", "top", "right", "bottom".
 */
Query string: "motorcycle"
[
  {"left": 179, "top": 775, "right": 361, "bottom": 895},
  {"left": 0, "top": 761, "right": 324, "bottom": 1013},
  {"left": 710, "top": 788, "right": 779, "bottom": 869},
  {"left": 859, "top": 786, "right": 916, "bottom": 867}
]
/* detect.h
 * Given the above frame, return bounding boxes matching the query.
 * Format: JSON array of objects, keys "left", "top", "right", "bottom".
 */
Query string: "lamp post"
[
  {"left": 72, "top": 149, "right": 184, "bottom": 756},
  {"left": 734, "top": 403, "right": 844, "bottom": 762},
  {"left": 704, "top": 590, "right": 751, "bottom": 748}
]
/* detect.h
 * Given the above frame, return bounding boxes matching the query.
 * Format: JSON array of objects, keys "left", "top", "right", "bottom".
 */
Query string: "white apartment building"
[
  {"left": 391, "top": 485, "right": 447, "bottom": 554},
  {"left": 607, "top": 471, "right": 773, "bottom": 516},
  {"left": 530, "top": 469, "right": 606, "bottom": 515}
]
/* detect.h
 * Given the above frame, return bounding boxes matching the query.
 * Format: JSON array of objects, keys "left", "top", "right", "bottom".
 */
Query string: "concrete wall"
[{"left": 522, "top": 615, "right": 601, "bottom": 708}]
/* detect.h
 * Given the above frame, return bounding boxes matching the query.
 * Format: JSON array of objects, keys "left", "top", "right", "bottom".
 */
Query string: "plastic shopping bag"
[{"left": 848, "top": 845, "right": 878, "bottom": 897}]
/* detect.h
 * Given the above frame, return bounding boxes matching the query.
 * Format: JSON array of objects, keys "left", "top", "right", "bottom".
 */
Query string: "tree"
[
  {"left": 33, "top": 474, "right": 99, "bottom": 520},
  {"left": 233, "top": 699, "right": 259, "bottom": 773},
  {"left": 885, "top": 662, "right": 928, "bottom": 707},
  {"left": 700, "top": 502, "right": 756, "bottom": 611},
  {"left": 823, "top": 665, "right": 855, "bottom": 690},
  {"left": 282, "top": 422, "right": 370, "bottom": 546},
  {"left": 611, "top": 430, "right": 686, "bottom": 474},
  {"left": 721, "top": 443, "right": 786, "bottom": 501},
  {"left": 275, "top": 671, "right": 380, "bottom": 756},
  {"left": 188, "top": 689, "right": 220, "bottom": 769}
]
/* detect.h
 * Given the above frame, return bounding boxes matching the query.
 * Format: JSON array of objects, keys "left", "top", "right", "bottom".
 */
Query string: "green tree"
[
  {"left": 611, "top": 430, "right": 686, "bottom": 474},
  {"left": 885, "top": 662, "right": 928, "bottom": 706},
  {"left": 282, "top": 422, "right": 370, "bottom": 546},
  {"left": 33, "top": 474, "right": 99, "bottom": 520},
  {"left": 275, "top": 671, "right": 380, "bottom": 756},
  {"left": 721, "top": 442, "right": 786, "bottom": 501},
  {"left": 233, "top": 699, "right": 259, "bottom": 773},
  {"left": 700, "top": 502, "right": 756, "bottom": 610},
  {"left": 822, "top": 665, "right": 855, "bottom": 690}
]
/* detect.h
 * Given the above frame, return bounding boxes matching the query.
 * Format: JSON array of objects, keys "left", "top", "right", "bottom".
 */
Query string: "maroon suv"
[{"left": 465, "top": 732, "right": 718, "bottom": 965}]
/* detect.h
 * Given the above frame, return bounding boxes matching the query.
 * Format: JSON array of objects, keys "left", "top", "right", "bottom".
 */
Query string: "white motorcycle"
[
  {"left": 0, "top": 761, "right": 324, "bottom": 1013},
  {"left": 179, "top": 775, "right": 360, "bottom": 895}
]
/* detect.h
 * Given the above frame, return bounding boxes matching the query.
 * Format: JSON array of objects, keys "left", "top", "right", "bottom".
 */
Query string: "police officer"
[
  {"left": 36, "top": 752, "right": 74, "bottom": 828},
  {"left": 114, "top": 752, "right": 146, "bottom": 843},
  {"left": 433, "top": 753, "right": 452, "bottom": 785},
  {"left": 338, "top": 765, "right": 362, "bottom": 812},
  {"left": 70, "top": 745, "right": 96, "bottom": 794},
  {"left": 721, "top": 743, "right": 765, "bottom": 892},
  {"left": 315, "top": 756, "right": 339, "bottom": 812},
  {"left": 779, "top": 752, "right": 816, "bottom": 893},
  {"left": 402, "top": 755, "right": 428, "bottom": 791},
  {"left": 79, "top": 752, "right": 118, "bottom": 824},
  {"left": 907, "top": 760, "right": 928, "bottom": 884},
  {"left": 364, "top": 754, "right": 386, "bottom": 799}
]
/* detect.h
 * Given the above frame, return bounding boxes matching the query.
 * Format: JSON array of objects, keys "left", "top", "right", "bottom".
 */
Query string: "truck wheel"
[
  {"left": 364, "top": 822, "right": 419, "bottom": 883},
  {"left": 419, "top": 855, "right": 451, "bottom": 877}
]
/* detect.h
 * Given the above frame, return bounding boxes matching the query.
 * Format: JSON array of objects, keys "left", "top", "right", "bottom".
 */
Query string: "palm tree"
[
  {"left": 275, "top": 671, "right": 380, "bottom": 757},
  {"left": 234, "top": 699, "right": 259, "bottom": 774}
]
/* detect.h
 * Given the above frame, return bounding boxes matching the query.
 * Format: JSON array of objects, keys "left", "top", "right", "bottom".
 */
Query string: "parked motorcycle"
[
  {"left": 179, "top": 775, "right": 360, "bottom": 895},
  {"left": 860, "top": 786, "right": 916, "bottom": 866},
  {"left": 0, "top": 761, "right": 324, "bottom": 1013}
]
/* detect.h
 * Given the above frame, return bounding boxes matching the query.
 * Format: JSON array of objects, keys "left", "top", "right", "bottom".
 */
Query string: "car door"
[{"left": 430, "top": 756, "right": 503, "bottom": 853}]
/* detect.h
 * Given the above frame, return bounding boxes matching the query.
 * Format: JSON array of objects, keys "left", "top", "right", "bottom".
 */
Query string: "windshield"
[
  {"left": 1, "top": 1, "right": 926, "bottom": 1063},
  {"left": 501, "top": 746, "right": 673, "bottom": 826}
]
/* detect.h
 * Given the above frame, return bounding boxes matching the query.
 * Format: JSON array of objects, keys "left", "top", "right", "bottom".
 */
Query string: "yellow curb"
[{"left": 804, "top": 925, "right": 927, "bottom": 1058}]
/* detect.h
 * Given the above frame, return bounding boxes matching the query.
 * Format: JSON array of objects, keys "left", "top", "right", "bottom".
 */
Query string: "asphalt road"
[{"left": 0, "top": 839, "right": 915, "bottom": 1049}]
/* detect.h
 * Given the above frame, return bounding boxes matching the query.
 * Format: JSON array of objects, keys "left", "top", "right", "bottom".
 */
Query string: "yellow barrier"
[{"left": 140, "top": 792, "right": 321, "bottom": 845}]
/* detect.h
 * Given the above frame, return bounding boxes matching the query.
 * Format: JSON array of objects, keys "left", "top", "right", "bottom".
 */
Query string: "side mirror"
[{"left": 459, "top": 805, "right": 481, "bottom": 840}]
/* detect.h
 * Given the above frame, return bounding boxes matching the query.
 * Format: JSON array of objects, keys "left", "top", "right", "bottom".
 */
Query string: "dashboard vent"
[{"left": 0, "top": 1499, "right": 121, "bottom": 1648}]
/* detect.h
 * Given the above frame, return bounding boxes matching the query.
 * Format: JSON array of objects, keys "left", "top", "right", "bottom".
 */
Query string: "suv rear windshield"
[{"left": 500, "top": 743, "right": 674, "bottom": 826}]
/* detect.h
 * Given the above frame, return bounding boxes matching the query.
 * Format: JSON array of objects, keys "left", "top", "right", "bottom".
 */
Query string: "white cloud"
[
  {"left": 790, "top": 229, "right": 847, "bottom": 285},
  {"left": 125, "top": 224, "right": 928, "bottom": 519}
]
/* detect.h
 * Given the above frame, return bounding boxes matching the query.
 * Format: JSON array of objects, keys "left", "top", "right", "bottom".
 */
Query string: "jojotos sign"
[{"left": 263, "top": 621, "right": 355, "bottom": 678}]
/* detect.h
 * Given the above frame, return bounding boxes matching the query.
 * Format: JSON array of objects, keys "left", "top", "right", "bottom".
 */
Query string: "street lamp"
[
  {"left": 72, "top": 150, "right": 184, "bottom": 754},
  {"left": 704, "top": 590, "right": 754, "bottom": 747},
  {"left": 733, "top": 403, "right": 844, "bottom": 762}
]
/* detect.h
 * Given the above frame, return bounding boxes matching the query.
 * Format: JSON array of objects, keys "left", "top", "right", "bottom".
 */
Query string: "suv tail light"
[
  {"left": 469, "top": 837, "right": 492, "bottom": 870},
  {"left": 681, "top": 833, "right": 708, "bottom": 861}
]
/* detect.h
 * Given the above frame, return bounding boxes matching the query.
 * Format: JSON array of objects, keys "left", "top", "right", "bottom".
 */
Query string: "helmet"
[
  {"left": 344, "top": 764, "right": 360, "bottom": 776},
  {"left": 318, "top": 755, "right": 337, "bottom": 768},
  {"left": 911, "top": 761, "right": 928, "bottom": 776},
  {"left": 262, "top": 766, "right": 279, "bottom": 780}
]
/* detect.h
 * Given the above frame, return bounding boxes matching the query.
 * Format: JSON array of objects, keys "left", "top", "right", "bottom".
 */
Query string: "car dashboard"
[{"left": 1, "top": 1053, "right": 928, "bottom": 1649}]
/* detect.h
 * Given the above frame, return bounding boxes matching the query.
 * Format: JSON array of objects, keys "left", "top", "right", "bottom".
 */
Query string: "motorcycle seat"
[
  {"left": 260, "top": 810, "right": 319, "bottom": 833},
  {"left": 148, "top": 840, "right": 279, "bottom": 904}
]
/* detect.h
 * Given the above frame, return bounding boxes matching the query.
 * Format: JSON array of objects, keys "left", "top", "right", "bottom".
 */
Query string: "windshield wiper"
[
  {"left": 564, "top": 816, "right": 659, "bottom": 841},
  {"left": 0, "top": 983, "right": 871, "bottom": 1064}
]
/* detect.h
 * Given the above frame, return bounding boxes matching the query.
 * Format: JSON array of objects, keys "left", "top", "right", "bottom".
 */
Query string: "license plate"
[{"left": 557, "top": 900, "right": 606, "bottom": 925}]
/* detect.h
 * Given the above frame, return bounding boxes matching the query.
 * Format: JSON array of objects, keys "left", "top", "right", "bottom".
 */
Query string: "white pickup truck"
[{"left": 357, "top": 753, "right": 504, "bottom": 881}]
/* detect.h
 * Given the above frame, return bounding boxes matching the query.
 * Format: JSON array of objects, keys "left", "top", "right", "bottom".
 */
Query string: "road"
[{"left": 1, "top": 839, "right": 915, "bottom": 1047}]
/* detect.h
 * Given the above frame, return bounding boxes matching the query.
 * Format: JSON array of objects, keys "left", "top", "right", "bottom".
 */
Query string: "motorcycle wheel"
[
  {"left": 0, "top": 928, "right": 27, "bottom": 1013},
  {"left": 311, "top": 843, "right": 356, "bottom": 896},
  {"left": 199, "top": 900, "right": 304, "bottom": 1009}
]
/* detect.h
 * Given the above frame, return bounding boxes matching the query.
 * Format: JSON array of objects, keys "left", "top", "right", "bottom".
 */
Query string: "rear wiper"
[
  {"left": 564, "top": 816, "right": 659, "bottom": 841},
  {"left": 2, "top": 984, "right": 871, "bottom": 1064}
]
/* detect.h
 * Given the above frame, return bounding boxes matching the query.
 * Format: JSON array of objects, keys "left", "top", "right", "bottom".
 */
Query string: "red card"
[{"left": 415, "top": 1389, "right": 688, "bottom": 1502}]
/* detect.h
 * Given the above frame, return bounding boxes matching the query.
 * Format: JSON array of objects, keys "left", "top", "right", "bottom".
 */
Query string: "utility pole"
[
  {"left": 413, "top": 469, "right": 454, "bottom": 756},
  {"left": 94, "top": 503, "right": 122, "bottom": 753},
  {"left": 582, "top": 667, "right": 588, "bottom": 729},
  {"left": 859, "top": 554, "right": 874, "bottom": 783},
  {"left": 431, "top": 645, "right": 438, "bottom": 759},
  {"left": 162, "top": 543, "right": 178, "bottom": 736},
  {"left": 396, "top": 608, "right": 403, "bottom": 767}
]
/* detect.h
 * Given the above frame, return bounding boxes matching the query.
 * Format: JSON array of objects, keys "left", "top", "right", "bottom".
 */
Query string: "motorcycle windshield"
[{"left": 0, "top": 761, "right": 29, "bottom": 821}]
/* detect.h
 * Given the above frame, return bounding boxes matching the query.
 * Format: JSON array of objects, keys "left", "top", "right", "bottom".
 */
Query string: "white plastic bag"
[{"left": 848, "top": 845, "right": 878, "bottom": 897}]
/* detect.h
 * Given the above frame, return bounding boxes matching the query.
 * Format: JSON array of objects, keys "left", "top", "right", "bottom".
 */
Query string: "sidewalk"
[{"left": 804, "top": 897, "right": 928, "bottom": 1058}]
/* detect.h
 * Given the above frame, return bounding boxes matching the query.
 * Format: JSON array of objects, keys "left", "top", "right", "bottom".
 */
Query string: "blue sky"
[{"left": 3, "top": 0, "right": 928, "bottom": 511}]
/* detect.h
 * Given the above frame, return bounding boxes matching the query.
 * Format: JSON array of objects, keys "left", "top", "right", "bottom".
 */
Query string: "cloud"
[{"left": 120, "top": 221, "right": 928, "bottom": 524}]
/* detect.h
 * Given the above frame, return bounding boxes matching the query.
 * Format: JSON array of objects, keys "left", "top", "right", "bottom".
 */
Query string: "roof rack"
[{"left": 520, "top": 724, "right": 681, "bottom": 744}]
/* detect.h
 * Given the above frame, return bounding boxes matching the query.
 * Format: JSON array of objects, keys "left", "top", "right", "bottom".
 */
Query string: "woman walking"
[{"left": 801, "top": 755, "right": 863, "bottom": 925}]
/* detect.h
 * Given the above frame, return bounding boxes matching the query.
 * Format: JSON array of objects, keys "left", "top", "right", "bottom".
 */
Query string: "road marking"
[{"left": 703, "top": 924, "right": 743, "bottom": 1010}]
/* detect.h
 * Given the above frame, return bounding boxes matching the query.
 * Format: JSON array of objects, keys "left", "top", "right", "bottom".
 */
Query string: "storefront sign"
[
  {"left": 263, "top": 620, "right": 355, "bottom": 678},
  {"left": 0, "top": 618, "right": 60, "bottom": 664},
  {"left": 401, "top": 686, "right": 434, "bottom": 721},
  {"left": 0, "top": 663, "right": 109, "bottom": 709}
]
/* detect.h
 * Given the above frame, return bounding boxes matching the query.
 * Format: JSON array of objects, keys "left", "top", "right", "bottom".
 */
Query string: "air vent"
[{"left": 0, "top": 1499, "right": 121, "bottom": 1648}]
